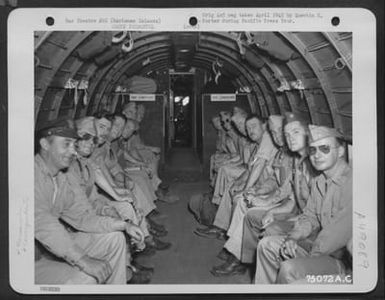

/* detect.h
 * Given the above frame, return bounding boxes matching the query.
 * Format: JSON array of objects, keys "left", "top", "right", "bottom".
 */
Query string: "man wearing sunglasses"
[{"left": 254, "top": 124, "right": 352, "bottom": 284}]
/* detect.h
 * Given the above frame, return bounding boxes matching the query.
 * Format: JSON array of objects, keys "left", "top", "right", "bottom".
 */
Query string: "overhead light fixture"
[
  {"left": 179, "top": 49, "right": 190, "bottom": 53},
  {"left": 174, "top": 96, "right": 182, "bottom": 103}
]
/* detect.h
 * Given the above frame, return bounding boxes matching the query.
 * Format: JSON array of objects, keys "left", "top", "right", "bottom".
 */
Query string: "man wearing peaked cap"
[
  {"left": 35, "top": 116, "right": 146, "bottom": 284},
  {"left": 37, "top": 118, "right": 79, "bottom": 140},
  {"left": 36, "top": 119, "right": 79, "bottom": 172},
  {"left": 254, "top": 123, "right": 352, "bottom": 284}
]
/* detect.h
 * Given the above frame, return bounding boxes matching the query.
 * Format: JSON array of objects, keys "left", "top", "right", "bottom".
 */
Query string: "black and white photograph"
[{"left": 7, "top": 7, "right": 378, "bottom": 294}]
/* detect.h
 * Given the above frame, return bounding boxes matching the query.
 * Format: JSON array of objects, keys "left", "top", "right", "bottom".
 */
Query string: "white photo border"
[{"left": 8, "top": 7, "right": 377, "bottom": 294}]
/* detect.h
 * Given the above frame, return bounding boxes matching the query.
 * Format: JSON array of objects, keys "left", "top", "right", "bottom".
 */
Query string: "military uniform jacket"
[
  {"left": 294, "top": 160, "right": 352, "bottom": 257},
  {"left": 35, "top": 154, "right": 119, "bottom": 266}
]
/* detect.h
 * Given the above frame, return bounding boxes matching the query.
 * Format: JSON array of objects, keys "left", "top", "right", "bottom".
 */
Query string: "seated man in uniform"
[
  {"left": 240, "top": 113, "right": 316, "bottom": 268},
  {"left": 122, "top": 103, "right": 174, "bottom": 202},
  {"left": 254, "top": 125, "right": 352, "bottom": 284},
  {"left": 34, "top": 119, "right": 144, "bottom": 285},
  {"left": 108, "top": 114, "right": 171, "bottom": 248},
  {"left": 134, "top": 104, "right": 163, "bottom": 187},
  {"left": 211, "top": 115, "right": 292, "bottom": 276},
  {"left": 95, "top": 113, "right": 171, "bottom": 251},
  {"left": 93, "top": 112, "right": 156, "bottom": 218},
  {"left": 209, "top": 115, "right": 232, "bottom": 187},
  {"left": 209, "top": 111, "right": 239, "bottom": 187},
  {"left": 195, "top": 108, "right": 251, "bottom": 237},
  {"left": 196, "top": 114, "right": 278, "bottom": 240},
  {"left": 107, "top": 114, "right": 159, "bottom": 220},
  {"left": 210, "top": 107, "right": 252, "bottom": 205}
]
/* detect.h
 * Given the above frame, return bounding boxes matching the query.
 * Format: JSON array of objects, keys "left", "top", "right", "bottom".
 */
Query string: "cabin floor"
[{"left": 135, "top": 148, "right": 252, "bottom": 284}]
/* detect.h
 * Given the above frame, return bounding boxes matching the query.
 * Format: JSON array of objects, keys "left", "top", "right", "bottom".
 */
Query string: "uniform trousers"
[
  {"left": 125, "top": 169, "right": 157, "bottom": 216},
  {"left": 35, "top": 232, "right": 127, "bottom": 284},
  {"left": 241, "top": 211, "right": 296, "bottom": 264},
  {"left": 212, "top": 163, "right": 245, "bottom": 205},
  {"left": 139, "top": 149, "right": 162, "bottom": 190},
  {"left": 209, "top": 153, "right": 231, "bottom": 187},
  {"left": 255, "top": 235, "right": 345, "bottom": 284},
  {"left": 223, "top": 194, "right": 250, "bottom": 259}
]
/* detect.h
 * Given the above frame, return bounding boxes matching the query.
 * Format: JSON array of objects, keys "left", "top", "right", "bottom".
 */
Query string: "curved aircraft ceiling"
[{"left": 34, "top": 31, "right": 352, "bottom": 140}]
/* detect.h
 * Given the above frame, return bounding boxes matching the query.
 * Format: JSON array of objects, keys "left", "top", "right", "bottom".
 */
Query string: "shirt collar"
[
  {"left": 35, "top": 154, "right": 55, "bottom": 178},
  {"left": 35, "top": 154, "right": 67, "bottom": 182},
  {"left": 327, "top": 159, "right": 351, "bottom": 186}
]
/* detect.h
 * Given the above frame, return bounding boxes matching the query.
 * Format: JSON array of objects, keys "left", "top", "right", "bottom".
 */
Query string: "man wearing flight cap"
[
  {"left": 240, "top": 112, "right": 316, "bottom": 268},
  {"left": 35, "top": 119, "right": 145, "bottom": 284},
  {"left": 254, "top": 124, "right": 352, "bottom": 284}
]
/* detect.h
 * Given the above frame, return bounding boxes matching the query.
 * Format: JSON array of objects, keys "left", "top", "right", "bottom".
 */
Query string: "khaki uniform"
[
  {"left": 68, "top": 157, "right": 149, "bottom": 237},
  {"left": 34, "top": 155, "right": 127, "bottom": 284},
  {"left": 130, "top": 133, "right": 162, "bottom": 188},
  {"left": 210, "top": 132, "right": 242, "bottom": 191},
  {"left": 210, "top": 130, "right": 234, "bottom": 185},
  {"left": 120, "top": 136, "right": 161, "bottom": 190},
  {"left": 213, "top": 131, "right": 277, "bottom": 230},
  {"left": 224, "top": 148, "right": 293, "bottom": 260},
  {"left": 111, "top": 139, "right": 157, "bottom": 216},
  {"left": 241, "top": 155, "right": 314, "bottom": 263},
  {"left": 93, "top": 141, "right": 156, "bottom": 217},
  {"left": 255, "top": 160, "right": 352, "bottom": 284}
]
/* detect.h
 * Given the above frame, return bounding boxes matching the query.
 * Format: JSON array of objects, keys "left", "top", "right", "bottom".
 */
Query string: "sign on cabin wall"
[
  {"left": 130, "top": 94, "right": 156, "bottom": 101},
  {"left": 210, "top": 94, "right": 236, "bottom": 102}
]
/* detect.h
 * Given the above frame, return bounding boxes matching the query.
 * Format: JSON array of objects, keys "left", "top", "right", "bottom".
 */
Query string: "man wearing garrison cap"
[
  {"left": 254, "top": 124, "right": 352, "bottom": 284},
  {"left": 35, "top": 118, "right": 144, "bottom": 284},
  {"left": 239, "top": 112, "right": 315, "bottom": 272}
]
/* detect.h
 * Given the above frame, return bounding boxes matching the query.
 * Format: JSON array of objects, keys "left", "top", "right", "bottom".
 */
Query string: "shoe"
[
  {"left": 217, "top": 248, "right": 232, "bottom": 261},
  {"left": 151, "top": 237, "right": 172, "bottom": 251},
  {"left": 210, "top": 258, "right": 247, "bottom": 277},
  {"left": 158, "top": 182, "right": 169, "bottom": 192},
  {"left": 133, "top": 246, "right": 156, "bottom": 257},
  {"left": 156, "top": 189, "right": 180, "bottom": 203},
  {"left": 131, "top": 261, "right": 154, "bottom": 274},
  {"left": 155, "top": 189, "right": 167, "bottom": 199},
  {"left": 127, "top": 268, "right": 152, "bottom": 284},
  {"left": 148, "top": 209, "right": 162, "bottom": 219},
  {"left": 149, "top": 226, "right": 168, "bottom": 237},
  {"left": 147, "top": 217, "right": 166, "bottom": 232},
  {"left": 194, "top": 226, "right": 211, "bottom": 234},
  {"left": 194, "top": 227, "right": 226, "bottom": 240}
]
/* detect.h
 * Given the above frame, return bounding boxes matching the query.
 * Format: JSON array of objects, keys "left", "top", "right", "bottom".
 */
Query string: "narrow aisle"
[
  {"left": 148, "top": 181, "right": 252, "bottom": 284},
  {"left": 136, "top": 182, "right": 250, "bottom": 284},
  {"left": 135, "top": 147, "right": 252, "bottom": 283}
]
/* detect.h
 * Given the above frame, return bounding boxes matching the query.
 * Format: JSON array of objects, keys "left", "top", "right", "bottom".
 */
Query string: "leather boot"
[
  {"left": 127, "top": 266, "right": 152, "bottom": 284},
  {"left": 194, "top": 226, "right": 226, "bottom": 240},
  {"left": 217, "top": 248, "right": 232, "bottom": 261},
  {"left": 210, "top": 255, "right": 247, "bottom": 277},
  {"left": 147, "top": 236, "right": 172, "bottom": 251},
  {"left": 131, "top": 260, "right": 154, "bottom": 274},
  {"left": 149, "top": 226, "right": 168, "bottom": 237}
]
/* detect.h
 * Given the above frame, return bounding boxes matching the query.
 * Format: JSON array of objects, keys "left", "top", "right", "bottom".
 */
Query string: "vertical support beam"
[
  {"left": 323, "top": 32, "right": 352, "bottom": 73},
  {"left": 279, "top": 32, "right": 344, "bottom": 131}
]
